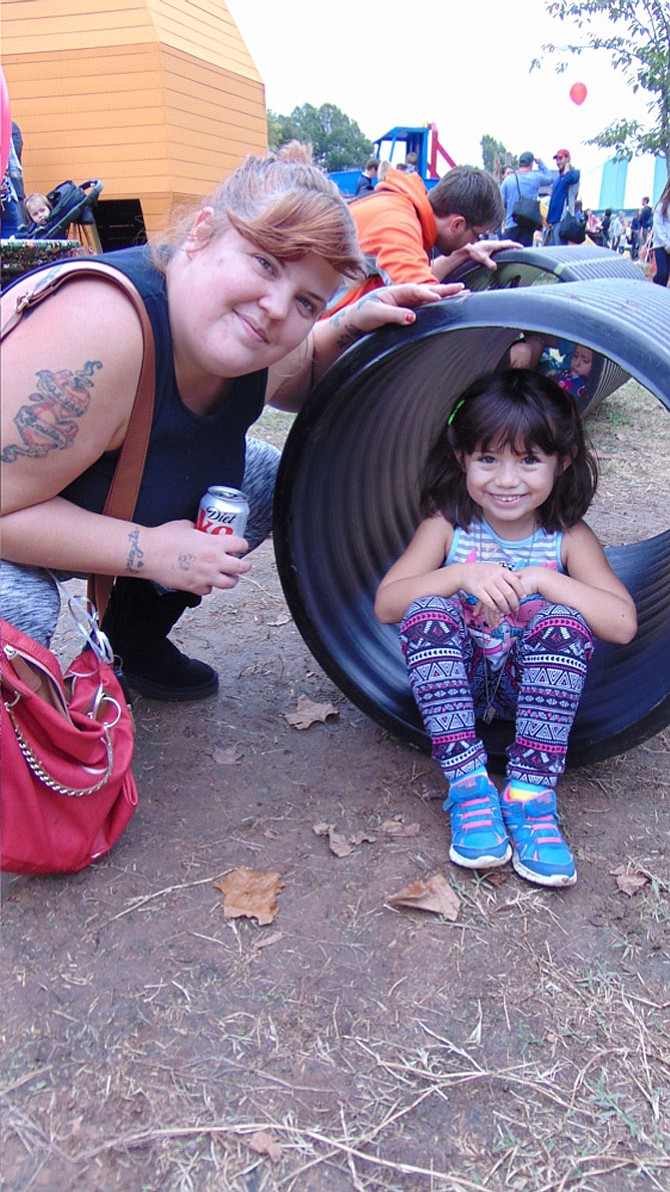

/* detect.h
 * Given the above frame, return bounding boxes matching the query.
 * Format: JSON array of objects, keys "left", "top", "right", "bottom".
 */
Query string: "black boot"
[{"left": 101, "top": 578, "right": 218, "bottom": 701}]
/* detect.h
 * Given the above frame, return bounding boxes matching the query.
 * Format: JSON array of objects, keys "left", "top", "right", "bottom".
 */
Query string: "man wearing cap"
[
  {"left": 500, "top": 151, "right": 555, "bottom": 246},
  {"left": 544, "top": 149, "right": 581, "bottom": 245}
]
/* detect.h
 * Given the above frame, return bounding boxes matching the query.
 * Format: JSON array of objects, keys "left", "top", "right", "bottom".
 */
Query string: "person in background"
[
  {"left": 1, "top": 144, "right": 463, "bottom": 701},
  {"left": 639, "top": 196, "right": 653, "bottom": 252},
  {"left": 354, "top": 158, "right": 379, "bottom": 197},
  {"left": 650, "top": 176, "right": 670, "bottom": 288},
  {"left": 543, "top": 149, "right": 580, "bottom": 246},
  {"left": 600, "top": 208, "right": 612, "bottom": 248},
  {"left": 609, "top": 211, "right": 623, "bottom": 252},
  {"left": 1, "top": 137, "right": 23, "bottom": 238},
  {"left": 547, "top": 343, "right": 593, "bottom": 398},
  {"left": 630, "top": 209, "right": 642, "bottom": 259},
  {"left": 375, "top": 369, "right": 636, "bottom": 888},
  {"left": 329, "top": 165, "right": 516, "bottom": 315},
  {"left": 500, "top": 151, "right": 554, "bottom": 247},
  {"left": 404, "top": 151, "right": 419, "bottom": 173},
  {"left": 23, "top": 192, "right": 53, "bottom": 226},
  {"left": 10, "top": 119, "right": 25, "bottom": 218},
  {"left": 377, "top": 160, "right": 392, "bottom": 183}
]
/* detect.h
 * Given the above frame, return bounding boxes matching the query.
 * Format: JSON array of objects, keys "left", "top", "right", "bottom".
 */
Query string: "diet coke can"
[{"left": 196, "top": 486, "right": 249, "bottom": 538}]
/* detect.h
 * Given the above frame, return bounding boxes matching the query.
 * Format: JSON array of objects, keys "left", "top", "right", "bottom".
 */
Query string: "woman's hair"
[
  {"left": 420, "top": 368, "right": 598, "bottom": 532},
  {"left": 153, "top": 142, "right": 366, "bottom": 281}
]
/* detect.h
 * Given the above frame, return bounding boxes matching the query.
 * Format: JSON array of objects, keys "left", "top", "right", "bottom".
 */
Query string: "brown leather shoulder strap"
[{"left": 2, "top": 259, "right": 157, "bottom": 617}]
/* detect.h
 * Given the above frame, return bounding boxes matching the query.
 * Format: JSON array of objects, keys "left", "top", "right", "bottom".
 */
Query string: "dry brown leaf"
[
  {"left": 325, "top": 830, "right": 353, "bottom": 857},
  {"left": 211, "top": 745, "right": 243, "bottom": 766},
  {"left": 248, "top": 1130, "right": 283, "bottom": 1163},
  {"left": 484, "top": 870, "right": 510, "bottom": 887},
  {"left": 349, "top": 831, "right": 377, "bottom": 847},
  {"left": 313, "top": 823, "right": 375, "bottom": 857},
  {"left": 313, "top": 822, "right": 331, "bottom": 836},
  {"left": 381, "top": 818, "right": 421, "bottom": 837},
  {"left": 214, "top": 868, "right": 284, "bottom": 924},
  {"left": 610, "top": 866, "right": 650, "bottom": 897},
  {"left": 285, "top": 693, "right": 338, "bottom": 730},
  {"left": 387, "top": 874, "right": 461, "bottom": 920}
]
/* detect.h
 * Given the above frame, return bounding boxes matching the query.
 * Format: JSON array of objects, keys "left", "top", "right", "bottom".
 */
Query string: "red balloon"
[{"left": 570, "top": 81, "right": 588, "bottom": 106}]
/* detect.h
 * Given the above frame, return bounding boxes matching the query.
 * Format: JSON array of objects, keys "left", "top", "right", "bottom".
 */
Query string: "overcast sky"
[{"left": 225, "top": 0, "right": 653, "bottom": 208}]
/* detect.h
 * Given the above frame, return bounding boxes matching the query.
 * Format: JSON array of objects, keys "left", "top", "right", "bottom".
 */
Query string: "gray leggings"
[{"left": 0, "top": 436, "right": 280, "bottom": 648}]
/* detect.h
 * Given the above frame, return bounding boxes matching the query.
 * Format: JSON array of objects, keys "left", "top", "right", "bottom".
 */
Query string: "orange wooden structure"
[{"left": 2, "top": 0, "right": 268, "bottom": 241}]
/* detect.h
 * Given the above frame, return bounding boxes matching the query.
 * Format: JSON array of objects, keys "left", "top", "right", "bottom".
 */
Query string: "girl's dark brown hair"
[{"left": 420, "top": 368, "right": 598, "bottom": 532}]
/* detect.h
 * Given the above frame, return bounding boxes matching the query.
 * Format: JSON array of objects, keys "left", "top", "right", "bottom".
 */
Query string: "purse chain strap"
[{"left": 4, "top": 701, "right": 114, "bottom": 797}]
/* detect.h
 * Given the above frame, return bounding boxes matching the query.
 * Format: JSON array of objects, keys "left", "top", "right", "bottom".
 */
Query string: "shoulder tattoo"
[{"left": 1, "top": 360, "right": 102, "bottom": 462}]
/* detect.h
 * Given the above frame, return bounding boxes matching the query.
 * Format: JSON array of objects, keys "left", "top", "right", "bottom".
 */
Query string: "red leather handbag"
[
  {"left": 1, "top": 618, "right": 138, "bottom": 874},
  {"left": 1, "top": 261, "right": 156, "bottom": 874}
]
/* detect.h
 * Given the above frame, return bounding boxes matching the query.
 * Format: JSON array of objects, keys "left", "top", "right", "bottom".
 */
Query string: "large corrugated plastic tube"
[{"left": 274, "top": 274, "right": 670, "bottom": 766}]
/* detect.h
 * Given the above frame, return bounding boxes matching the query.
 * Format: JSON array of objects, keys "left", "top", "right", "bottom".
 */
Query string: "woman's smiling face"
[{"left": 169, "top": 214, "right": 342, "bottom": 390}]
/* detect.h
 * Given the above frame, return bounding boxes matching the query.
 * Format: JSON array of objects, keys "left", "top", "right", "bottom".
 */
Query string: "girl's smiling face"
[
  {"left": 462, "top": 440, "right": 567, "bottom": 539},
  {"left": 168, "top": 214, "right": 342, "bottom": 400}
]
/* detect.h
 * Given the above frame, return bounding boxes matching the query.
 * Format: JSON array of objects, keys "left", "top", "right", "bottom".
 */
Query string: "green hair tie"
[{"left": 447, "top": 398, "right": 466, "bottom": 426}]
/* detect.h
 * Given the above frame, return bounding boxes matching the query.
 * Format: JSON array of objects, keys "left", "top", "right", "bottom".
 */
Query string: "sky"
[{"left": 225, "top": 0, "right": 656, "bottom": 209}]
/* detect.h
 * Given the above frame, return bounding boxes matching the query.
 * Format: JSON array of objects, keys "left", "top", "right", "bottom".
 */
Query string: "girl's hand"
[
  {"left": 517, "top": 566, "right": 547, "bottom": 598},
  {"left": 465, "top": 563, "right": 525, "bottom": 627},
  {"left": 146, "top": 520, "right": 251, "bottom": 595}
]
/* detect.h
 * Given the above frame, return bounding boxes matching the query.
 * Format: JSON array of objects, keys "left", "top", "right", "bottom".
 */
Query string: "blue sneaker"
[
  {"left": 444, "top": 773, "right": 512, "bottom": 869},
  {"left": 501, "top": 785, "right": 577, "bottom": 887}
]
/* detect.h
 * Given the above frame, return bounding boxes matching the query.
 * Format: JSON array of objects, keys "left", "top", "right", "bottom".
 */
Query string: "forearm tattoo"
[
  {"left": 1, "top": 360, "right": 102, "bottom": 461},
  {"left": 331, "top": 293, "right": 382, "bottom": 350},
  {"left": 126, "top": 528, "right": 145, "bottom": 574}
]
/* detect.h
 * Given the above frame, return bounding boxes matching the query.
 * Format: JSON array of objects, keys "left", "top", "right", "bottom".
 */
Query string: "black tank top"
[{"left": 61, "top": 246, "right": 267, "bottom": 525}]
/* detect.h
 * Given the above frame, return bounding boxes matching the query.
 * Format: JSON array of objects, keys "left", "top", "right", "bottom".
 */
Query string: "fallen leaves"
[
  {"left": 610, "top": 865, "right": 650, "bottom": 897},
  {"left": 387, "top": 875, "right": 461, "bottom": 921},
  {"left": 210, "top": 744, "right": 243, "bottom": 766},
  {"left": 214, "top": 868, "right": 284, "bottom": 924},
  {"left": 313, "top": 822, "right": 376, "bottom": 858},
  {"left": 248, "top": 1130, "right": 283, "bottom": 1163},
  {"left": 380, "top": 817, "right": 421, "bottom": 838},
  {"left": 285, "top": 693, "right": 338, "bottom": 730}
]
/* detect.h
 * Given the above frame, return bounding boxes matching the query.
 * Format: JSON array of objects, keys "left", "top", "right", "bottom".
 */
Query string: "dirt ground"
[{"left": 2, "top": 382, "right": 669, "bottom": 1192}]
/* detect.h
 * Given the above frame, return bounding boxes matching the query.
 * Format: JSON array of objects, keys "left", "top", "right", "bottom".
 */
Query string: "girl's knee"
[
  {"left": 402, "top": 593, "right": 460, "bottom": 619},
  {"left": 399, "top": 595, "right": 463, "bottom": 636},
  {"left": 526, "top": 603, "right": 595, "bottom": 654}
]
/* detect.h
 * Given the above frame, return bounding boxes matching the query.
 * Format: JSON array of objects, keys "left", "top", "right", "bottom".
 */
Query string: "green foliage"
[
  {"left": 481, "top": 133, "right": 515, "bottom": 179},
  {"left": 266, "top": 103, "right": 374, "bottom": 172},
  {"left": 532, "top": 1, "right": 670, "bottom": 171}
]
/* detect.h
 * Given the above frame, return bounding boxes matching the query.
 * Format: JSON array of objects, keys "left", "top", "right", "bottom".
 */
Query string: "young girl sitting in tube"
[{"left": 375, "top": 369, "right": 637, "bottom": 888}]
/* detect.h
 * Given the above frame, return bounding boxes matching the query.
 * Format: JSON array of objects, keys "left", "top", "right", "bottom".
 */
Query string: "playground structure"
[
  {"left": 2, "top": 0, "right": 267, "bottom": 250},
  {"left": 274, "top": 247, "right": 670, "bottom": 766},
  {"left": 329, "top": 124, "right": 457, "bottom": 197}
]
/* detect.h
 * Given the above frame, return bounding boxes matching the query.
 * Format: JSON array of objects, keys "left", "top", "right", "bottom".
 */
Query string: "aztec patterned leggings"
[{"left": 400, "top": 595, "right": 594, "bottom": 789}]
